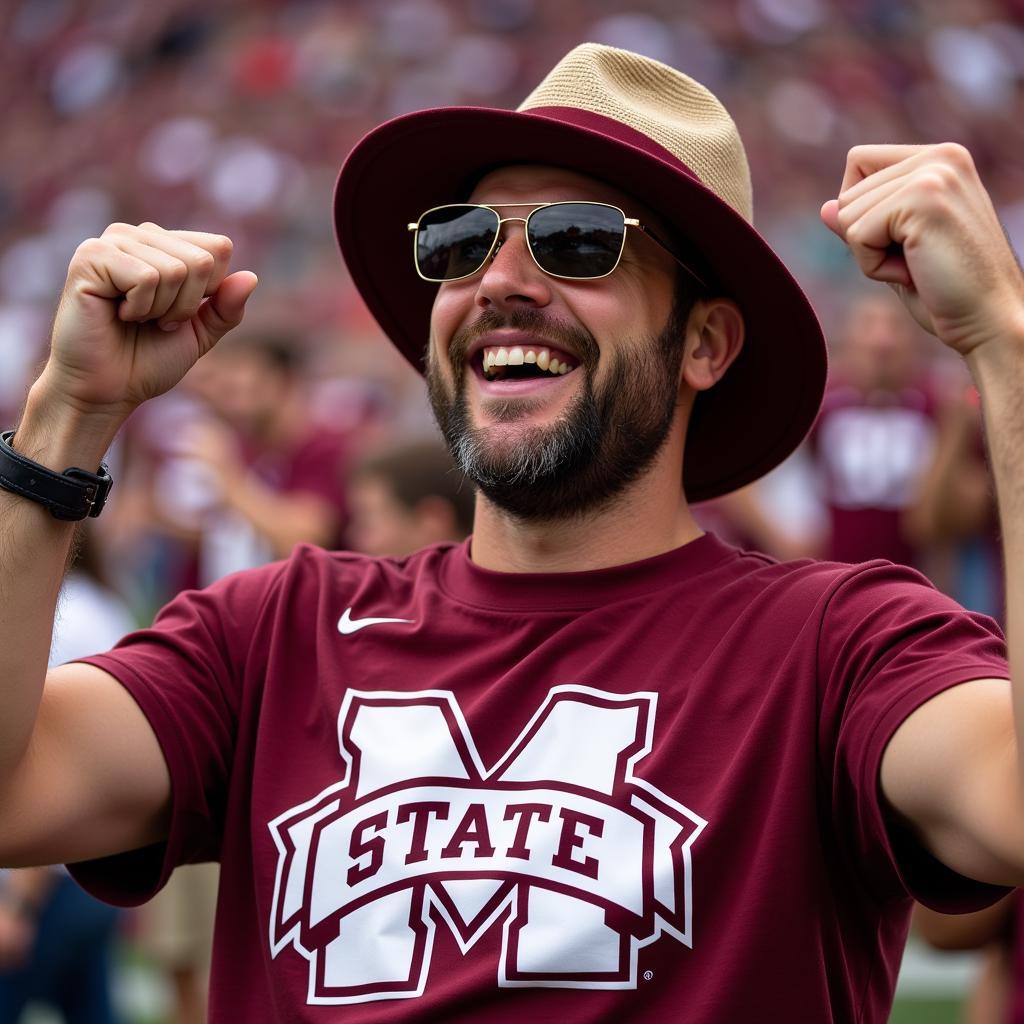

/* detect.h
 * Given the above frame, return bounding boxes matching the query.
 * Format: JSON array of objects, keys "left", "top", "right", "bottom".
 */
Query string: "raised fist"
[
  {"left": 821, "top": 144, "right": 1023, "bottom": 358},
  {"left": 41, "top": 222, "right": 257, "bottom": 419}
]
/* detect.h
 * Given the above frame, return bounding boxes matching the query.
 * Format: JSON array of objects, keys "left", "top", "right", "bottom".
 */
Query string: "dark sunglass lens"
[
  {"left": 416, "top": 206, "right": 499, "bottom": 280},
  {"left": 527, "top": 203, "right": 625, "bottom": 278}
]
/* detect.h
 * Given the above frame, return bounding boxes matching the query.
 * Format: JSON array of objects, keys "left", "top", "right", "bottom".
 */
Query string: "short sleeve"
[
  {"left": 67, "top": 561, "right": 286, "bottom": 906},
  {"left": 818, "top": 561, "right": 1010, "bottom": 911}
]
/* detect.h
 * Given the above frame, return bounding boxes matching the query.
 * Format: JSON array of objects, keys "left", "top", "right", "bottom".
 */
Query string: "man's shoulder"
[
  {"left": 725, "top": 548, "right": 944, "bottom": 617},
  {"left": 725, "top": 545, "right": 861, "bottom": 587}
]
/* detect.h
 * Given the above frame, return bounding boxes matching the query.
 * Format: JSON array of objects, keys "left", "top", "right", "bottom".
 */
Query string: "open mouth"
[{"left": 478, "top": 345, "right": 579, "bottom": 382}]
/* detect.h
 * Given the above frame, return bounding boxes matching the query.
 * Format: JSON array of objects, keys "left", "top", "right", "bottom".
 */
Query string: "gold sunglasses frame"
[{"left": 407, "top": 201, "right": 707, "bottom": 288}]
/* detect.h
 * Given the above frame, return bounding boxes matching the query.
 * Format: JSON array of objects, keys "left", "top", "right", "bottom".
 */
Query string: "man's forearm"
[
  {"left": 0, "top": 383, "right": 123, "bottom": 780},
  {"left": 224, "top": 476, "right": 339, "bottom": 556},
  {"left": 969, "top": 323, "right": 1024, "bottom": 761}
]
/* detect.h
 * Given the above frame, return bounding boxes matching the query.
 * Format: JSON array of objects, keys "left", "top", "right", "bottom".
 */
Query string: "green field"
[{"left": 889, "top": 997, "right": 960, "bottom": 1024}]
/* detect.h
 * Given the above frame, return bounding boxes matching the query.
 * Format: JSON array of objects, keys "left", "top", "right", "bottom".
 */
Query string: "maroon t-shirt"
[
  {"left": 70, "top": 535, "right": 1008, "bottom": 1023},
  {"left": 810, "top": 382, "right": 937, "bottom": 567}
]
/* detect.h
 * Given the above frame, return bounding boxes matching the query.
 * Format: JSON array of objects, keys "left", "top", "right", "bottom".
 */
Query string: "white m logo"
[{"left": 268, "top": 686, "right": 706, "bottom": 1005}]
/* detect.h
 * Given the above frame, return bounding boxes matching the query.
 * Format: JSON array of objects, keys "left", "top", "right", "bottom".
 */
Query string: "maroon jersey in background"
[
  {"left": 240, "top": 426, "right": 349, "bottom": 532},
  {"left": 810, "top": 379, "right": 937, "bottom": 567},
  {"left": 68, "top": 536, "right": 1006, "bottom": 1023},
  {"left": 198, "top": 424, "right": 349, "bottom": 585}
]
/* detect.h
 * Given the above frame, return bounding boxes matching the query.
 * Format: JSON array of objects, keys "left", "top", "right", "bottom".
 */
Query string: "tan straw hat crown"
[
  {"left": 334, "top": 43, "right": 827, "bottom": 502},
  {"left": 519, "top": 43, "right": 753, "bottom": 223}
]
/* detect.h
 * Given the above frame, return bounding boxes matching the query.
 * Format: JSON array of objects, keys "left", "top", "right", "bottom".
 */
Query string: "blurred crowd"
[
  {"left": 3, "top": 0, "right": 1024, "bottom": 430},
  {"left": 2, "top": 0, "right": 1024, "bottom": 1020}
]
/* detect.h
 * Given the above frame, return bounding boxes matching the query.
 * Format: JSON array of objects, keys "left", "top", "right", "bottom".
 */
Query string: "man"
[
  {"left": 179, "top": 331, "right": 349, "bottom": 581},
  {"left": 808, "top": 290, "right": 939, "bottom": 567},
  {"left": 0, "top": 43, "right": 1021, "bottom": 1022},
  {"left": 347, "top": 440, "right": 474, "bottom": 558},
  {"left": 906, "top": 380, "right": 1003, "bottom": 617}
]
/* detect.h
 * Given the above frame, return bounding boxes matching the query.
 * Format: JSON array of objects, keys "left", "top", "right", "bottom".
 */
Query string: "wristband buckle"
[{"left": 60, "top": 466, "right": 113, "bottom": 520}]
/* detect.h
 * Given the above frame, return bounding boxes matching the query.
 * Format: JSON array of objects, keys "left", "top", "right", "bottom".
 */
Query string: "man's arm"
[
  {"left": 0, "top": 223, "right": 255, "bottom": 867},
  {"left": 822, "top": 143, "right": 1024, "bottom": 885},
  {"left": 183, "top": 419, "right": 340, "bottom": 556},
  {"left": 223, "top": 483, "right": 340, "bottom": 556}
]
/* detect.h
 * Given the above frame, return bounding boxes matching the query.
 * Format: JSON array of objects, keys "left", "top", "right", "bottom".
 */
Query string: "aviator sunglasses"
[{"left": 408, "top": 201, "right": 707, "bottom": 286}]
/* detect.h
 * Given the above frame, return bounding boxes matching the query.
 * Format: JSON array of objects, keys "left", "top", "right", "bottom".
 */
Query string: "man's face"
[
  {"left": 197, "top": 347, "right": 290, "bottom": 438},
  {"left": 347, "top": 475, "right": 423, "bottom": 557},
  {"left": 426, "top": 165, "right": 688, "bottom": 521},
  {"left": 841, "top": 295, "right": 921, "bottom": 393}
]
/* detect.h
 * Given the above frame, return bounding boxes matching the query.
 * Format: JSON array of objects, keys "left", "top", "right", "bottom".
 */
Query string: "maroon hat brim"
[{"left": 334, "top": 106, "right": 827, "bottom": 503}]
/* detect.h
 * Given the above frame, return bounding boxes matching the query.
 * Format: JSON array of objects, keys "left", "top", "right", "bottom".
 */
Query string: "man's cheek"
[{"left": 425, "top": 338, "right": 448, "bottom": 386}]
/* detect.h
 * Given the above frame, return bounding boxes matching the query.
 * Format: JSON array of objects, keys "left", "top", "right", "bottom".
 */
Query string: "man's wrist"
[
  {"left": 0, "top": 431, "right": 113, "bottom": 520},
  {"left": 964, "top": 306, "right": 1024, "bottom": 386},
  {"left": 16, "top": 380, "right": 127, "bottom": 474}
]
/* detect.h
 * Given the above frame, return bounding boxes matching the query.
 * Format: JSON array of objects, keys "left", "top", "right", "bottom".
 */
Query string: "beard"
[{"left": 427, "top": 303, "right": 687, "bottom": 522}]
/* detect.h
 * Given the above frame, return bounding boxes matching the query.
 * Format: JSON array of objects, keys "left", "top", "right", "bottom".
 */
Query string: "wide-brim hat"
[{"left": 334, "top": 43, "right": 827, "bottom": 503}]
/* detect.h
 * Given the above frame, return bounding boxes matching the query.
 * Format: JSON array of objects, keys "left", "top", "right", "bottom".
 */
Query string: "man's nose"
[{"left": 473, "top": 220, "right": 553, "bottom": 313}]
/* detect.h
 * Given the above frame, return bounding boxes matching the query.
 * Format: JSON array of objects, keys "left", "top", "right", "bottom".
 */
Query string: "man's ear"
[{"left": 681, "top": 299, "right": 745, "bottom": 392}]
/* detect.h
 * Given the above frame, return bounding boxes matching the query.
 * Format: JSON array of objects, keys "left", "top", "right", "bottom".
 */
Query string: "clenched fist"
[
  {"left": 40, "top": 222, "right": 257, "bottom": 420},
  {"left": 821, "top": 144, "right": 1024, "bottom": 360}
]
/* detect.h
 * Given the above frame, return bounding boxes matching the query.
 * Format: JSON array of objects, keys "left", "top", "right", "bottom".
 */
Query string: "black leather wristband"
[{"left": 0, "top": 429, "right": 112, "bottom": 521}]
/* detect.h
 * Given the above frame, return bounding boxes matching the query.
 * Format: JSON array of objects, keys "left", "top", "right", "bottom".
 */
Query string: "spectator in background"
[
  {"left": 693, "top": 480, "right": 820, "bottom": 563},
  {"left": 914, "top": 895, "right": 1021, "bottom": 1024},
  {"left": 0, "top": 864, "right": 122, "bottom": 1024},
  {"left": 134, "top": 861, "right": 217, "bottom": 1024},
  {"left": 696, "top": 291, "right": 947, "bottom": 569},
  {"left": 347, "top": 439, "right": 474, "bottom": 557},
  {"left": 906, "top": 379, "right": 1002, "bottom": 618},
  {"left": 807, "top": 290, "right": 938, "bottom": 569},
  {"left": 174, "top": 331, "right": 349, "bottom": 584}
]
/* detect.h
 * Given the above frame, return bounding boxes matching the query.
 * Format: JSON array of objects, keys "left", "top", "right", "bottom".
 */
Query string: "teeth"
[{"left": 480, "top": 345, "right": 575, "bottom": 379}]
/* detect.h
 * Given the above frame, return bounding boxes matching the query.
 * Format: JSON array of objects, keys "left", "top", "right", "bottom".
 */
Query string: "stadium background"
[{"left": 2, "top": 0, "right": 1024, "bottom": 1021}]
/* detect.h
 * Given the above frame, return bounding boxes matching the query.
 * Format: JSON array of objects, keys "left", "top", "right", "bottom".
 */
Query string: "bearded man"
[{"left": 1, "top": 44, "right": 1022, "bottom": 1024}]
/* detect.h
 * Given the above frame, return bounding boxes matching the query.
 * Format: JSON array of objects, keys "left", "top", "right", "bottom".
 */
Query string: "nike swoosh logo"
[{"left": 337, "top": 607, "right": 415, "bottom": 635}]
